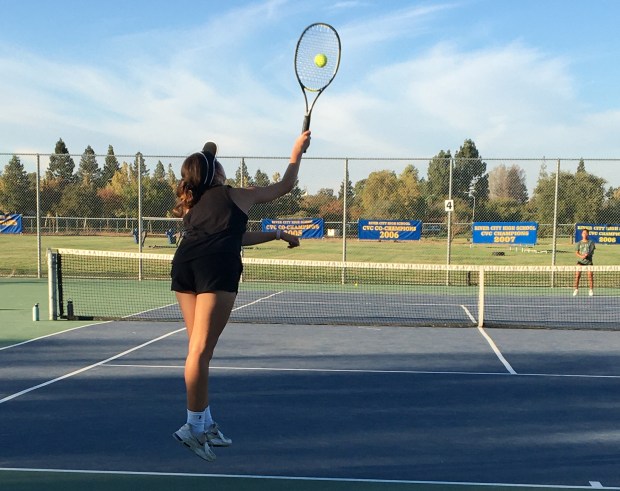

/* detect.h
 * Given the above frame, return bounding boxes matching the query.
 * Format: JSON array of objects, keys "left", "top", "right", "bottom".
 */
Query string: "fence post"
[
  {"left": 137, "top": 155, "right": 143, "bottom": 280},
  {"left": 551, "top": 159, "right": 561, "bottom": 266},
  {"left": 446, "top": 157, "right": 454, "bottom": 285},
  {"left": 341, "top": 158, "right": 348, "bottom": 284},
  {"left": 550, "top": 158, "right": 561, "bottom": 287},
  {"left": 36, "top": 154, "right": 42, "bottom": 278}
]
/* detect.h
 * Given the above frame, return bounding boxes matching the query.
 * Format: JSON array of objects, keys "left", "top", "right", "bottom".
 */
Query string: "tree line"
[{"left": 1, "top": 138, "right": 620, "bottom": 225}]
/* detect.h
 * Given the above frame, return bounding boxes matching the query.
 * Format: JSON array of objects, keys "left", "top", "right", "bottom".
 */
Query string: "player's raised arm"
[{"left": 230, "top": 131, "right": 310, "bottom": 213}]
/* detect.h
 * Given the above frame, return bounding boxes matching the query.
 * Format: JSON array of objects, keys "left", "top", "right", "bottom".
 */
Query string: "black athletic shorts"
[{"left": 171, "top": 253, "right": 243, "bottom": 294}]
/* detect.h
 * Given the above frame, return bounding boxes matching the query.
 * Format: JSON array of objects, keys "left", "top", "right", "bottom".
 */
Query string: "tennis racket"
[{"left": 295, "top": 22, "right": 341, "bottom": 133}]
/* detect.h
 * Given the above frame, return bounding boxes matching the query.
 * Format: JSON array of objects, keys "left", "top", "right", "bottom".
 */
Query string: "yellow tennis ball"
[{"left": 314, "top": 53, "right": 327, "bottom": 68}]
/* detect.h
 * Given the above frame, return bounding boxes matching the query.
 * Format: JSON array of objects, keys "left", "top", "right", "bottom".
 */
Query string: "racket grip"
[{"left": 302, "top": 114, "right": 311, "bottom": 133}]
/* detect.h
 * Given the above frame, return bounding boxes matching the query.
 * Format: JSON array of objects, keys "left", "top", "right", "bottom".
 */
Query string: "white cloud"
[{"left": 1, "top": 1, "right": 619, "bottom": 193}]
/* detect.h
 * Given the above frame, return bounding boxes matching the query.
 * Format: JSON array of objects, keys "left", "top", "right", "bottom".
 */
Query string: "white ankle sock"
[
  {"left": 204, "top": 405, "right": 214, "bottom": 429},
  {"left": 187, "top": 409, "right": 205, "bottom": 437}
]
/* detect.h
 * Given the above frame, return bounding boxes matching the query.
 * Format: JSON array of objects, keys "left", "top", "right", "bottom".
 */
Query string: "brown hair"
[{"left": 172, "top": 154, "right": 207, "bottom": 217}]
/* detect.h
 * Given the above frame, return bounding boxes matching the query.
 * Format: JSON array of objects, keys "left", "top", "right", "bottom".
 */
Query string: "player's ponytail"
[{"left": 172, "top": 154, "right": 206, "bottom": 217}]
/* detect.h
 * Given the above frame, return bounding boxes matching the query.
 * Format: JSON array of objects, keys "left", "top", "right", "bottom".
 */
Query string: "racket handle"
[{"left": 302, "top": 114, "right": 311, "bottom": 133}]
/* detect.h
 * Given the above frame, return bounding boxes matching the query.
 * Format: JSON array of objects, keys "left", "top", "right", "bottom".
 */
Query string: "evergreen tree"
[
  {"left": 166, "top": 164, "right": 177, "bottom": 188},
  {"left": 101, "top": 145, "right": 120, "bottom": 185},
  {"left": 153, "top": 161, "right": 166, "bottom": 180},
  {"left": 453, "top": 139, "right": 488, "bottom": 201},
  {"left": 0, "top": 155, "right": 31, "bottom": 213},
  {"left": 235, "top": 159, "right": 253, "bottom": 187},
  {"left": 426, "top": 150, "right": 452, "bottom": 199},
  {"left": 572, "top": 160, "right": 605, "bottom": 223},
  {"left": 576, "top": 159, "right": 586, "bottom": 173},
  {"left": 77, "top": 145, "right": 101, "bottom": 184},
  {"left": 47, "top": 138, "right": 75, "bottom": 181},
  {"left": 132, "top": 152, "right": 148, "bottom": 177},
  {"left": 253, "top": 169, "right": 270, "bottom": 187},
  {"left": 338, "top": 177, "right": 354, "bottom": 204}
]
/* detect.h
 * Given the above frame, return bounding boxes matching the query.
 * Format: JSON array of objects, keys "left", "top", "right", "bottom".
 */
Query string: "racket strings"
[{"left": 295, "top": 25, "right": 340, "bottom": 91}]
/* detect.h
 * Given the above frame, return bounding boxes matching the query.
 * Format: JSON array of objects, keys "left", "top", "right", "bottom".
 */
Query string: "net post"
[
  {"left": 47, "top": 248, "right": 57, "bottom": 320},
  {"left": 477, "top": 268, "right": 485, "bottom": 327}
]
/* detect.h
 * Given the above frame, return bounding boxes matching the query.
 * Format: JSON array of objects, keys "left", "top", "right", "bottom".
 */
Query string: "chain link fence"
[{"left": 2, "top": 151, "right": 620, "bottom": 277}]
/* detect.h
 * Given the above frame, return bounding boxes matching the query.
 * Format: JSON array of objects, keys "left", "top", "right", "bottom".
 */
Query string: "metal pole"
[
  {"left": 551, "top": 158, "right": 561, "bottom": 286},
  {"left": 446, "top": 157, "right": 453, "bottom": 285},
  {"left": 472, "top": 195, "right": 476, "bottom": 223},
  {"left": 239, "top": 158, "right": 245, "bottom": 283},
  {"left": 137, "top": 155, "right": 143, "bottom": 280},
  {"left": 551, "top": 158, "right": 560, "bottom": 266},
  {"left": 47, "top": 248, "right": 57, "bottom": 320},
  {"left": 36, "top": 154, "right": 42, "bottom": 279},
  {"left": 341, "top": 158, "right": 348, "bottom": 284}
]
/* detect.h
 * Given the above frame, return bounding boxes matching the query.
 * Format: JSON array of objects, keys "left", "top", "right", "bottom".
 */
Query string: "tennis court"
[{"left": 1, "top": 278, "right": 620, "bottom": 490}]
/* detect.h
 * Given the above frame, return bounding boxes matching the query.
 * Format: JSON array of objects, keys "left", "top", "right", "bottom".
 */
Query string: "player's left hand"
[{"left": 281, "top": 232, "right": 300, "bottom": 249}]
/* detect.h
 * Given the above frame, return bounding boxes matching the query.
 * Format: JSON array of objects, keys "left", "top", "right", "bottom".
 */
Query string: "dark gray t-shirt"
[{"left": 575, "top": 239, "right": 595, "bottom": 265}]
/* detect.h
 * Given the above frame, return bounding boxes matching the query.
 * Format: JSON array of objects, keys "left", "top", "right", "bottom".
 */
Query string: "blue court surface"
[{"left": 1, "top": 307, "right": 620, "bottom": 490}]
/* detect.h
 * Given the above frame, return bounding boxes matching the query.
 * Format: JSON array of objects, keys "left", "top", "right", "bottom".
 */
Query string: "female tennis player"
[{"left": 170, "top": 130, "right": 311, "bottom": 461}]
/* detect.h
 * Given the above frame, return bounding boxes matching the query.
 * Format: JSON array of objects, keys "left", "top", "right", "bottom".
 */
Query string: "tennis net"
[{"left": 48, "top": 248, "right": 620, "bottom": 330}]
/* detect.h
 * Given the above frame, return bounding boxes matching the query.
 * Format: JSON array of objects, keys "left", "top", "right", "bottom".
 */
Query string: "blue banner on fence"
[
  {"left": 472, "top": 222, "right": 538, "bottom": 244},
  {"left": 358, "top": 219, "right": 422, "bottom": 241},
  {"left": 261, "top": 218, "right": 324, "bottom": 238},
  {"left": 575, "top": 223, "right": 620, "bottom": 244},
  {"left": 0, "top": 214, "right": 22, "bottom": 234}
]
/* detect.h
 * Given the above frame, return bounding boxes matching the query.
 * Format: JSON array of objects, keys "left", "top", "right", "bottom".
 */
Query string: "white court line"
[
  {"left": 463, "top": 303, "right": 517, "bottom": 376},
  {"left": 0, "top": 468, "right": 617, "bottom": 490},
  {"left": 476, "top": 326, "right": 518, "bottom": 375},
  {"left": 233, "top": 291, "right": 283, "bottom": 310},
  {"left": 0, "top": 292, "right": 280, "bottom": 404},
  {"left": 0, "top": 321, "right": 109, "bottom": 352},
  {"left": 103, "top": 363, "right": 620, "bottom": 379},
  {"left": 122, "top": 302, "right": 178, "bottom": 319},
  {"left": 461, "top": 304, "right": 477, "bottom": 324},
  {"left": 258, "top": 299, "right": 473, "bottom": 307},
  {"left": 0, "top": 328, "right": 184, "bottom": 405}
]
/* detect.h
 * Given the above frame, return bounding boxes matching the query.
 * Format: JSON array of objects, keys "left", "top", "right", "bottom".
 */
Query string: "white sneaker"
[
  {"left": 573, "top": 289, "right": 578, "bottom": 296},
  {"left": 589, "top": 289, "right": 594, "bottom": 297},
  {"left": 205, "top": 422, "right": 232, "bottom": 447},
  {"left": 173, "top": 424, "right": 216, "bottom": 461}
]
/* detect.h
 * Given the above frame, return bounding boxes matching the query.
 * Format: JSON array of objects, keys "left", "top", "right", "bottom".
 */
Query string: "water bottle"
[{"left": 32, "top": 303, "right": 40, "bottom": 321}]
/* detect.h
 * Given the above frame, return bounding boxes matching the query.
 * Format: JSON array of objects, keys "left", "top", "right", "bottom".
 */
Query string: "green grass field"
[{"left": 1, "top": 233, "right": 619, "bottom": 277}]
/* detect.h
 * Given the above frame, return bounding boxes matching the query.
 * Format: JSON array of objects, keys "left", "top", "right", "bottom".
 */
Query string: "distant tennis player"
[
  {"left": 169, "top": 131, "right": 311, "bottom": 461},
  {"left": 573, "top": 228, "right": 595, "bottom": 297}
]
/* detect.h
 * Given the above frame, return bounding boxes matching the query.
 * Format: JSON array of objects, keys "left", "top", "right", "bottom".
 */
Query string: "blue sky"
[{"left": 1, "top": 0, "right": 619, "bottom": 192}]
